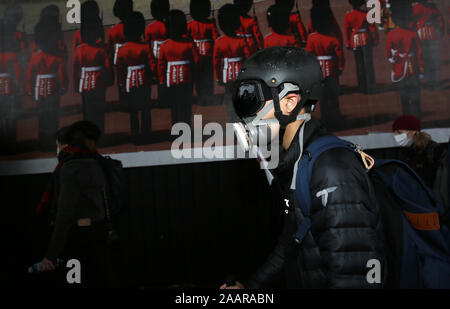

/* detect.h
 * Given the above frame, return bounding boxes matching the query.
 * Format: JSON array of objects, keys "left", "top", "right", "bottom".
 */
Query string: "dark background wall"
[{"left": 0, "top": 146, "right": 444, "bottom": 288}]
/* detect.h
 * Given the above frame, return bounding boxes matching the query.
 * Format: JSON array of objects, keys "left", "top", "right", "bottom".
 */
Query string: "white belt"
[
  {"left": 153, "top": 40, "right": 167, "bottom": 58},
  {"left": 166, "top": 61, "right": 190, "bottom": 87},
  {"left": 35, "top": 74, "right": 56, "bottom": 101},
  {"left": 357, "top": 28, "right": 368, "bottom": 33},
  {"left": 194, "top": 39, "right": 212, "bottom": 43},
  {"left": 389, "top": 50, "right": 415, "bottom": 83},
  {"left": 237, "top": 33, "right": 253, "bottom": 38},
  {"left": 114, "top": 43, "right": 124, "bottom": 65},
  {"left": 0, "top": 73, "right": 10, "bottom": 77},
  {"left": 79, "top": 66, "right": 102, "bottom": 93},
  {"left": 126, "top": 64, "right": 146, "bottom": 93},
  {"left": 317, "top": 56, "right": 333, "bottom": 60},
  {"left": 223, "top": 57, "right": 242, "bottom": 84}
]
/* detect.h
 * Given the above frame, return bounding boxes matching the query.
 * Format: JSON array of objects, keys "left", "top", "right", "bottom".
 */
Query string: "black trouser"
[
  {"left": 37, "top": 96, "right": 59, "bottom": 150},
  {"left": 397, "top": 75, "right": 421, "bottom": 118},
  {"left": 353, "top": 46, "right": 376, "bottom": 93},
  {"left": 422, "top": 39, "right": 441, "bottom": 87},
  {"left": 121, "top": 87, "right": 152, "bottom": 141},
  {"left": 61, "top": 221, "right": 109, "bottom": 288},
  {"left": 224, "top": 82, "right": 240, "bottom": 123},
  {"left": 82, "top": 89, "right": 106, "bottom": 136},
  {"left": 0, "top": 95, "right": 17, "bottom": 148},
  {"left": 195, "top": 56, "right": 215, "bottom": 106},
  {"left": 169, "top": 84, "right": 193, "bottom": 127},
  {"left": 321, "top": 76, "right": 343, "bottom": 130}
]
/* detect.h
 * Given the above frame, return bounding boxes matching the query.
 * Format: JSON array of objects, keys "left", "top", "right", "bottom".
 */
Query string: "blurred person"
[
  {"left": 344, "top": 0, "right": 379, "bottom": 94},
  {"left": 158, "top": 10, "right": 199, "bottom": 127},
  {"left": 234, "top": 0, "right": 264, "bottom": 54},
  {"left": 145, "top": 0, "right": 170, "bottom": 108},
  {"left": 27, "top": 15, "right": 68, "bottom": 151},
  {"left": 73, "top": 1, "right": 102, "bottom": 51},
  {"left": 116, "top": 11, "right": 156, "bottom": 144},
  {"left": 264, "top": 4, "right": 301, "bottom": 48},
  {"left": 274, "top": 0, "right": 307, "bottom": 46},
  {"left": 188, "top": 0, "right": 219, "bottom": 106},
  {"left": 2, "top": 3, "right": 28, "bottom": 73},
  {"left": 308, "top": 0, "right": 343, "bottom": 45},
  {"left": 38, "top": 121, "right": 110, "bottom": 288},
  {"left": 73, "top": 17, "right": 113, "bottom": 136},
  {"left": 387, "top": 1, "right": 424, "bottom": 118},
  {"left": 392, "top": 115, "right": 446, "bottom": 189},
  {"left": 412, "top": 0, "right": 445, "bottom": 90},
  {"left": 306, "top": 7, "right": 345, "bottom": 130},
  {"left": 213, "top": 4, "right": 251, "bottom": 122}
]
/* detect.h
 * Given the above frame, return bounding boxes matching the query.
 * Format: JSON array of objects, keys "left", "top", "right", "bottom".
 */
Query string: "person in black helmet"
[{"left": 221, "top": 46, "right": 384, "bottom": 289}]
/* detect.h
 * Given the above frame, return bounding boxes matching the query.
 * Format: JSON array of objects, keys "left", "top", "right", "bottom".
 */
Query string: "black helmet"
[
  {"left": 390, "top": 0, "right": 413, "bottom": 28},
  {"left": 312, "top": 0, "right": 330, "bottom": 8},
  {"left": 233, "top": 0, "right": 253, "bottom": 16},
  {"left": 81, "top": 1, "right": 100, "bottom": 23},
  {"left": 233, "top": 47, "right": 323, "bottom": 126},
  {"left": 151, "top": 0, "right": 170, "bottom": 21},
  {"left": 166, "top": 10, "right": 187, "bottom": 40},
  {"left": 267, "top": 4, "right": 290, "bottom": 35},
  {"left": 124, "top": 11, "right": 145, "bottom": 42},
  {"left": 310, "top": 7, "right": 334, "bottom": 35},
  {"left": 348, "top": 0, "right": 365, "bottom": 8},
  {"left": 190, "top": 0, "right": 211, "bottom": 21},
  {"left": 114, "top": 0, "right": 133, "bottom": 20},
  {"left": 218, "top": 4, "right": 241, "bottom": 37},
  {"left": 3, "top": 3, "right": 23, "bottom": 28},
  {"left": 274, "top": 0, "right": 296, "bottom": 11}
]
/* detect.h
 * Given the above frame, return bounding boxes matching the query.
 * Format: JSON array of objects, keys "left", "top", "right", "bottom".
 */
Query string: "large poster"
[{"left": 0, "top": 0, "right": 449, "bottom": 175}]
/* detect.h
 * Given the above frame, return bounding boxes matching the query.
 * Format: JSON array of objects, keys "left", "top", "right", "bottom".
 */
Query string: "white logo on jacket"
[{"left": 316, "top": 186, "right": 338, "bottom": 207}]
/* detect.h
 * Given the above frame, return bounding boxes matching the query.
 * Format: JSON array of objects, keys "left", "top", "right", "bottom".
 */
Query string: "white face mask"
[{"left": 394, "top": 133, "right": 412, "bottom": 147}]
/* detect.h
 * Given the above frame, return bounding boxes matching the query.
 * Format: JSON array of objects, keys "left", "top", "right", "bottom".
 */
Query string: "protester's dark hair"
[
  {"left": 190, "top": 0, "right": 212, "bottom": 21},
  {"left": 267, "top": 4, "right": 290, "bottom": 35},
  {"left": 166, "top": 10, "right": 187, "bottom": 40},
  {"left": 233, "top": 0, "right": 253, "bottom": 16},
  {"left": 66, "top": 121, "right": 101, "bottom": 149},
  {"left": 81, "top": 1, "right": 100, "bottom": 23},
  {"left": 55, "top": 126, "right": 72, "bottom": 145},
  {"left": 151, "top": 0, "right": 170, "bottom": 21},
  {"left": 275, "top": 0, "right": 296, "bottom": 11},
  {"left": 124, "top": 11, "right": 145, "bottom": 42},
  {"left": 218, "top": 4, "right": 241, "bottom": 37},
  {"left": 82, "top": 18, "right": 104, "bottom": 45},
  {"left": 114, "top": 0, "right": 134, "bottom": 21},
  {"left": 311, "top": 7, "right": 334, "bottom": 35}
]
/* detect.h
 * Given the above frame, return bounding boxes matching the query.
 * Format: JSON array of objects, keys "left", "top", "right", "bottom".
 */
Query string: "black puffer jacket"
[{"left": 245, "top": 118, "right": 385, "bottom": 288}]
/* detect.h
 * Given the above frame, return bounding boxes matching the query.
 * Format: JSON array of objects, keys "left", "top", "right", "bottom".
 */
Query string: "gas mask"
[{"left": 394, "top": 133, "right": 413, "bottom": 147}]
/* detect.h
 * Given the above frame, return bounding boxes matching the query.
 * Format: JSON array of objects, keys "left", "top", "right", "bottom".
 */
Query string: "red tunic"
[
  {"left": 187, "top": 20, "right": 219, "bottom": 57},
  {"left": 116, "top": 41, "right": 156, "bottom": 93},
  {"left": 213, "top": 35, "right": 250, "bottom": 84},
  {"left": 73, "top": 43, "right": 113, "bottom": 93},
  {"left": 158, "top": 39, "right": 199, "bottom": 87},
  {"left": 288, "top": 12, "right": 307, "bottom": 44},
  {"left": 308, "top": 18, "right": 343, "bottom": 46},
  {"left": 26, "top": 50, "right": 67, "bottom": 101},
  {"left": 264, "top": 32, "right": 300, "bottom": 48},
  {"left": 0, "top": 52, "right": 23, "bottom": 96},
  {"left": 386, "top": 27, "right": 424, "bottom": 82},
  {"left": 306, "top": 32, "right": 344, "bottom": 78},
  {"left": 106, "top": 23, "right": 126, "bottom": 64},
  {"left": 145, "top": 20, "right": 168, "bottom": 59},
  {"left": 412, "top": 2, "right": 445, "bottom": 41},
  {"left": 236, "top": 16, "right": 264, "bottom": 54},
  {"left": 31, "top": 39, "right": 68, "bottom": 64},
  {"left": 344, "top": 9, "right": 379, "bottom": 49}
]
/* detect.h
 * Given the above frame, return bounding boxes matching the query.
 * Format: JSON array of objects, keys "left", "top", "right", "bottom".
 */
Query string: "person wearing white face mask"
[{"left": 392, "top": 114, "right": 446, "bottom": 189}]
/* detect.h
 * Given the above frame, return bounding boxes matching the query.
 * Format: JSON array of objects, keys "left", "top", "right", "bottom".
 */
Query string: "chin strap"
[{"left": 290, "top": 113, "right": 312, "bottom": 190}]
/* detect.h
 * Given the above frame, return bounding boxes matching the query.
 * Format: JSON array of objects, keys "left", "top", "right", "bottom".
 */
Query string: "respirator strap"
[{"left": 290, "top": 114, "right": 311, "bottom": 190}]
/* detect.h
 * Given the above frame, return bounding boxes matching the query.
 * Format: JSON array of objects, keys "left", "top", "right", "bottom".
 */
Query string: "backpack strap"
[{"left": 294, "top": 135, "right": 353, "bottom": 243}]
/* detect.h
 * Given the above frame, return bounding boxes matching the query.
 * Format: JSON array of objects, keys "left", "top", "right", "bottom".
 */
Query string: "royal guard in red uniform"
[
  {"left": 0, "top": 23, "right": 24, "bottom": 150},
  {"left": 188, "top": 0, "right": 219, "bottom": 106},
  {"left": 413, "top": 0, "right": 445, "bottom": 90},
  {"left": 158, "top": 10, "right": 199, "bottom": 127},
  {"left": 344, "top": 0, "right": 378, "bottom": 94},
  {"left": 214, "top": 4, "right": 251, "bottom": 122},
  {"left": 275, "top": 0, "right": 307, "bottom": 46},
  {"left": 308, "top": 0, "right": 343, "bottom": 45},
  {"left": 73, "top": 1, "right": 101, "bottom": 51},
  {"left": 265, "top": 4, "right": 301, "bottom": 48},
  {"left": 233, "top": 0, "right": 264, "bottom": 54},
  {"left": 307, "top": 7, "right": 345, "bottom": 130},
  {"left": 387, "top": 2, "right": 424, "bottom": 118},
  {"left": 31, "top": 5, "right": 68, "bottom": 64},
  {"left": 107, "top": 0, "right": 133, "bottom": 65},
  {"left": 73, "top": 19, "right": 113, "bottom": 137},
  {"left": 116, "top": 11, "right": 156, "bottom": 144},
  {"left": 27, "top": 17, "right": 68, "bottom": 151}
]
